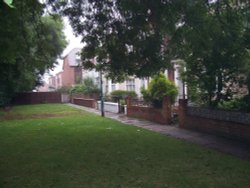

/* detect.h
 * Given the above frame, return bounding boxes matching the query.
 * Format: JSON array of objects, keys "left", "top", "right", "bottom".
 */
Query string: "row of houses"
[{"left": 47, "top": 48, "right": 186, "bottom": 100}]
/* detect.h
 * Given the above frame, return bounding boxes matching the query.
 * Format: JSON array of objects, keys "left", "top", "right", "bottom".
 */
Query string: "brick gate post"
[
  {"left": 162, "top": 96, "right": 172, "bottom": 124},
  {"left": 178, "top": 99, "right": 188, "bottom": 128}
]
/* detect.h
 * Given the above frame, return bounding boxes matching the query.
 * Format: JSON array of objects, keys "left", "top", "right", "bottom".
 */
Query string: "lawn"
[{"left": 0, "top": 104, "right": 250, "bottom": 188}]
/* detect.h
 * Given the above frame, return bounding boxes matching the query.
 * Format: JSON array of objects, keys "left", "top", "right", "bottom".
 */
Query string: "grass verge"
[{"left": 0, "top": 104, "right": 250, "bottom": 188}]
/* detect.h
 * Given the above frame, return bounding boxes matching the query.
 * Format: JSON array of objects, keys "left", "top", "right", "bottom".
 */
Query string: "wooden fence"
[{"left": 12, "top": 92, "right": 61, "bottom": 105}]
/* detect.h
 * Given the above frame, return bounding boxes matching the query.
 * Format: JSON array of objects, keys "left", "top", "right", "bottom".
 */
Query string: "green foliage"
[
  {"left": 0, "top": 91, "right": 11, "bottom": 106},
  {"left": 82, "top": 77, "right": 100, "bottom": 94},
  {"left": 51, "top": 0, "right": 177, "bottom": 82},
  {"left": 70, "top": 85, "right": 85, "bottom": 94},
  {"left": 57, "top": 86, "right": 72, "bottom": 94},
  {"left": 110, "top": 90, "right": 137, "bottom": 102},
  {"left": 218, "top": 97, "right": 250, "bottom": 112},
  {"left": 141, "top": 87, "right": 151, "bottom": 103},
  {"left": 141, "top": 74, "right": 178, "bottom": 107},
  {"left": 240, "top": 52, "right": 250, "bottom": 97},
  {"left": 50, "top": 0, "right": 249, "bottom": 106},
  {"left": 0, "top": 1, "right": 67, "bottom": 106},
  {"left": 70, "top": 77, "right": 100, "bottom": 94},
  {"left": 175, "top": 1, "right": 249, "bottom": 107}
]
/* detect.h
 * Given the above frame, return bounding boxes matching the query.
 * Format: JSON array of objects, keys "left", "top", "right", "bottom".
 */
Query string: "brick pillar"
[
  {"left": 125, "top": 97, "right": 132, "bottom": 116},
  {"left": 179, "top": 99, "right": 188, "bottom": 128},
  {"left": 162, "top": 96, "right": 172, "bottom": 124},
  {"left": 125, "top": 96, "right": 132, "bottom": 107},
  {"left": 92, "top": 99, "right": 96, "bottom": 109}
]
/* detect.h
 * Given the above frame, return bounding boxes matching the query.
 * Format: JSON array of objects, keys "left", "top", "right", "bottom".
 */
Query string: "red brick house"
[
  {"left": 61, "top": 48, "right": 82, "bottom": 86},
  {"left": 48, "top": 48, "right": 82, "bottom": 90}
]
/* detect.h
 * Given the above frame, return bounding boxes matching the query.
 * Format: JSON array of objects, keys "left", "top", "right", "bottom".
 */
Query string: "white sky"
[{"left": 48, "top": 18, "right": 83, "bottom": 76}]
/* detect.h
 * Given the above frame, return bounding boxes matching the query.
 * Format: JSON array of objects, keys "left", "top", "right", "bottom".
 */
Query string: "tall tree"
[
  {"left": 0, "top": 0, "right": 67, "bottom": 106},
  {"left": 54, "top": 0, "right": 181, "bottom": 81},
  {"left": 174, "top": 0, "right": 250, "bottom": 106},
  {"left": 52, "top": 0, "right": 249, "bottom": 106}
]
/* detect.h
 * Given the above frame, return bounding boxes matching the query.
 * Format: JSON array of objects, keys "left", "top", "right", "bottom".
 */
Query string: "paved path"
[{"left": 67, "top": 103, "right": 250, "bottom": 161}]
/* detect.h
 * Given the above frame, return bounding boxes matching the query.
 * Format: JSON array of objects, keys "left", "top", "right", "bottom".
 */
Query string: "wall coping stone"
[
  {"left": 97, "top": 101, "right": 118, "bottom": 106},
  {"left": 187, "top": 106, "right": 250, "bottom": 125}
]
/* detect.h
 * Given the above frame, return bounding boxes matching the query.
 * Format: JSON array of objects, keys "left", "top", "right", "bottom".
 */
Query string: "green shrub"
[
  {"left": 141, "top": 87, "right": 151, "bottom": 102},
  {"left": 57, "top": 86, "right": 72, "bottom": 94},
  {"left": 110, "top": 90, "right": 137, "bottom": 102},
  {"left": 70, "top": 77, "right": 100, "bottom": 94},
  {"left": 82, "top": 77, "right": 100, "bottom": 94},
  {"left": 0, "top": 91, "right": 10, "bottom": 107},
  {"left": 218, "top": 96, "right": 250, "bottom": 112},
  {"left": 70, "top": 85, "right": 85, "bottom": 93},
  {"left": 141, "top": 73, "right": 178, "bottom": 107}
]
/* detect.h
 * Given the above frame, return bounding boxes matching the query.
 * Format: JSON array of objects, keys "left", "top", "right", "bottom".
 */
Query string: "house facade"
[
  {"left": 103, "top": 77, "right": 149, "bottom": 98},
  {"left": 48, "top": 48, "right": 186, "bottom": 101},
  {"left": 48, "top": 48, "right": 82, "bottom": 90},
  {"left": 61, "top": 48, "right": 82, "bottom": 86},
  {"left": 102, "top": 61, "right": 186, "bottom": 101}
]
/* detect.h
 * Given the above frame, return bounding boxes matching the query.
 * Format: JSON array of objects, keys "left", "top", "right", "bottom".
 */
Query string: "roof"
[{"left": 64, "top": 48, "right": 81, "bottom": 67}]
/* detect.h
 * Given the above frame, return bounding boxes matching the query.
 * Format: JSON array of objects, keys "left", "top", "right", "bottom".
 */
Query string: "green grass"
[
  {"left": 0, "top": 104, "right": 250, "bottom": 188},
  {"left": 8, "top": 103, "right": 78, "bottom": 114}
]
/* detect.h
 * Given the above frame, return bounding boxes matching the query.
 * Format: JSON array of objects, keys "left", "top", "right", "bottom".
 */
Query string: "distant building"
[
  {"left": 36, "top": 81, "right": 49, "bottom": 92},
  {"left": 48, "top": 76, "right": 56, "bottom": 91},
  {"left": 48, "top": 48, "right": 82, "bottom": 90},
  {"left": 48, "top": 48, "right": 186, "bottom": 101},
  {"left": 61, "top": 48, "right": 82, "bottom": 86},
  {"left": 103, "top": 77, "right": 149, "bottom": 98}
]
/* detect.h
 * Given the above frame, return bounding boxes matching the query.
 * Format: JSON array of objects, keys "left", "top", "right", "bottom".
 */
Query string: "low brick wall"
[
  {"left": 71, "top": 93, "right": 99, "bottom": 103},
  {"left": 126, "top": 97, "right": 171, "bottom": 124},
  {"left": 179, "top": 99, "right": 250, "bottom": 143},
  {"left": 12, "top": 92, "right": 61, "bottom": 105},
  {"left": 73, "top": 98, "right": 96, "bottom": 108}
]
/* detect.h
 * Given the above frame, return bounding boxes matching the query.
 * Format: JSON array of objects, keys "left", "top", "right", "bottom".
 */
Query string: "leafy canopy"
[
  {"left": 176, "top": 1, "right": 250, "bottom": 107},
  {"left": 49, "top": 0, "right": 250, "bottom": 107},
  {"left": 0, "top": 0, "right": 67, "bottom": 106},
  {"left": 49, "top": 0, "right": 182, "bottom": 81}
]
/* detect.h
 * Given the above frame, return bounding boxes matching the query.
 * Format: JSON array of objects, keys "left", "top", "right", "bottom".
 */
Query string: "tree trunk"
[{"left": 215, "top": 71, "right": 223, "bottom": 106}]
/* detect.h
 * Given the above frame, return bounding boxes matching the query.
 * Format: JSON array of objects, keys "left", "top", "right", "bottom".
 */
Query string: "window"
[
  {"left": 111, "top": 80, "right": 116, "bottom": 91},
  {"left": 141, "top": 79, "right": 145, "bottom": 88},
  {"left": 126, "top": 79, "right": 135, "bottom": 91},
  {"left": 95, "top": 77, "right": 100, "bottom": 87}
]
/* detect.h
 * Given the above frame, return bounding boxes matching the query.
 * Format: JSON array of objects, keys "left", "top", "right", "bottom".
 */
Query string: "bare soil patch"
[{"left": 1, "top": 112, "right": 80, "bottom": 121}]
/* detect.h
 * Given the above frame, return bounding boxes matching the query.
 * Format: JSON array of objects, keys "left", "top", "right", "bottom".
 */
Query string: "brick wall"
[
  {"left": 179, "top": 99, "right": 250, "bottom": 143},
  {"left": 62, "top": 57, "right": 76, "bottom": 86},
  {"left": 12, "top": 92, "right": 61, "bottom": 105},
  {"left": 73, "top": 98, "right": 96, "bottom": 108},
  {"left": 71, "top": 93, "right": 98, "bottom": 108},
  {"left": 126, "top": 97, "right": 172, "bottom": 124},
  {"left": 71, "top": 93, "right": 99, "bottom": 103}
]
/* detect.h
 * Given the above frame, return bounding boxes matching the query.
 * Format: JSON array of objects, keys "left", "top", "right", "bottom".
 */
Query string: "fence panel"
[{"left": 12, "top": 92, "right": 61, "bottom": 105}]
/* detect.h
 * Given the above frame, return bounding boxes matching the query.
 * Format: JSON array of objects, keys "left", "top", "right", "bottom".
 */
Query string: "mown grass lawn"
[{"left": 0, "top": 104, "right": 250, "bottom": 188}]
